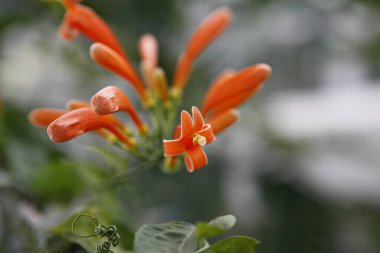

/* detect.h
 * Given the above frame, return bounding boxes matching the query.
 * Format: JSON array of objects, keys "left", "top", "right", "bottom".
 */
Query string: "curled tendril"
[
  {"left": 72, "top": 214, "right": 120, "bottom": 253},
  {"left": 72, "top": 213, "right": 100, "bottom": 238}
]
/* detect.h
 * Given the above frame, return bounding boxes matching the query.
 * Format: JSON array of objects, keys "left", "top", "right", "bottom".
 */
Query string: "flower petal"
[
  {"left": 192, "top": 106, "right": 204, "bottom": 132},
  {"left": 198, "top": 124, "right": 215, "bottom": 144},
  {"left": 207, "top": 109, "right": 239, "bottom": 135},
  {"left": 90, "top": 43, "right": 147, "bottom": 101},
  {"left": 180, "top": 110, "right": 194, "bottom": 138},
  {"left": 202, "top": 64, "right": 271, "bottom": 115},
  {"left": 65, "top": 99, "right": 91, "bottom": 111},
  {"left": 163, "top": 139, "right": 186, "bottom": 156},
  {"left": 173, "top": 7, "right": 232, "bottom": 88},
  {"left": 184, "top": 145, "right": 208, "bottom": 172},
  {"left": 28, "top": 109, "right": 65, "bottom": 127}
]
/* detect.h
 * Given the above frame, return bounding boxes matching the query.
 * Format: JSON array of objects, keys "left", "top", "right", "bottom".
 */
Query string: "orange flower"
[
  {"left": 163, "top": 106, "right": 215, "bottom": 172},
  {"left": 59, "top": 0, "right": 127, "bottom": 60},
  {"left": 48, "top": 108, "right": 136, "bottom": 149},
  {"left": 90, "top": 43, "right": 148, "bottom": 103},
  {"left": 202, "top": 64, "right": 272, "bottom": 116},
  {"left": 28, "top": 109, "right": 65, "bottom": 127},
  {"left": 173, "top": 7, "right": 232, "bottom": 90},
  {"left": 91, "top": 86, "right": 149, "bottom": 134}
]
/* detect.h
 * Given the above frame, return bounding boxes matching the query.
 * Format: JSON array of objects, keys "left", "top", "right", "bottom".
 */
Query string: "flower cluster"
[{"left": 29, "top": 0, "right": 271, "bottom": 172}]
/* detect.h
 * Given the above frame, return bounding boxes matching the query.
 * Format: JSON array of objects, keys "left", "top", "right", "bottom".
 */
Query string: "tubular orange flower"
[
  {"left": 163, "top": 106, "right": 215, "bottom": 172},
  {"left": 173, "top": 7, "right": 232, "bottom": 90},
  {"left": 91, "top": 86, "right": 149, "bottom": 134},
  {"left": 59, "top": 0, "right": 127, "bottom": 59},
  {"left": 28, "top": 109, "right": 65, "bottom": 127},
  {"left": 207, "top": 109, "right": 240, "bottom": 135},
  {"left": 202, "top": 63, "right": 272, "bottom": 116},
  {"left": 48, "top": 108, "right": 136, "bottom": 148},
  {"left": 90, "top": 43, "right": 148, "bottom": 102}
]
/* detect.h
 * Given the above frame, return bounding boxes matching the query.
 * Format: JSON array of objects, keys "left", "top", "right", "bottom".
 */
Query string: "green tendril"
[{"left": 72, "top": 214, "right": 120, "bottom": 253}]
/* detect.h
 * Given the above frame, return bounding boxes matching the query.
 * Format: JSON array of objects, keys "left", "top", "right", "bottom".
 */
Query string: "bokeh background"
[{"left": 1, "top": 0, "right": 380, "bottom": 252}]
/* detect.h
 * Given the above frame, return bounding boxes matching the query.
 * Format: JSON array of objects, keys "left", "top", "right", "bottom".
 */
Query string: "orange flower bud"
[{"left": 28, "top": 109, "right": 65, "bottom": 127}]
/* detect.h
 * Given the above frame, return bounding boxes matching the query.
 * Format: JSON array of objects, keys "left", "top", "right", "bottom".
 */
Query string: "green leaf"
[
  {"left": 134, "top": 221, "right": 198, "bottom": 253},
  {"left": 196, "top": 215, "right": 236, "bottom": 239},
  {"left": 199, "top": 236, "right": 259, "bottom": 253}
]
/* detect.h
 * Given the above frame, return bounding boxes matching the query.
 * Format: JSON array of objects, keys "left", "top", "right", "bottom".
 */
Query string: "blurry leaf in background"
[
  {"left": 196, "top": 214, "right": 237, "bottom": 239},
  {"left": 134, "top": 221, "right": 197, "bottom": 253},
  {"left": 199, "top": 236, "right": 259, "bottom": 253},
  {"left": 30, "top": 160, "right": 85, "bottom": 204}
]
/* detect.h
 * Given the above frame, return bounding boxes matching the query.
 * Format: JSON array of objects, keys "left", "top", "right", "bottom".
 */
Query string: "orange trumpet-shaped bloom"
[
  {"left": 163, "top": 106, "right": 215, "bottom": 172},
  {"left": 91, "top": 86, "right": 148, "bottom": 134},
  {"left": 173, "top": 7, "right": 232, "bottom": 89},
  {"left": 59, "top": 0, "right": 127, "bottom": 59},
  {"left": 138, "top": 34, "right": 159, "bottom": 69},
  {"left": 65, "top": 99, "right": 127, "bottom": 131},
  {"left": 28, "top": 109, "right": 65, "bottom": 127},
  {"left": 90, "top": 43, "right": 148, "bottom": 102},
  {"left": 202, "top": 63, "right": 272, "bottom": 116},
  {"left": 207, "top": 109, "right": 240, "bottom": 135},
  {"left": 48, "top": 108, "right": 135, "bottom": 148}
]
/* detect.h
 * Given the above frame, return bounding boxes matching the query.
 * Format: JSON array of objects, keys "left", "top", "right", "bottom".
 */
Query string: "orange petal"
[
  {"left": 91, "top": 86, "right": 148, "bottom": 134},
  {"left": 90, "top": 43, "right": 147, "bottom": 101},
  {"left": 202, "top": 63, "right": 272, "bottom": 115},
  {"left": 191, "top": 106, "right": 204, "bottom": 132},
  {"left": 139, "top": 34, "right": 158, "bottom": 68},
  {"left": 47, "top": 108, "right": 134, "bottom": 147},
  {"left": 59, "top": 1, "right": 127, "bottom": 59},
  {"left": 28, "top": 109, "right": 65, "bottom": 127},
  {"left": 163, "top": 138, "right": 186, "bottom": 156},
  {"left": 201, "top": 68, "right": 235, "bottom": 114},
  {"left": 184, "top": 145, "right": 208, "bottom": 172},
  {"left": 197, "top": 123, "right": 216, "bottom": 144},
  {"left": 173, "top": 7, "right": 232, "bottom": 88},
  {"left": 207, "top": 109, "right": 239, "bottom": 135},
  {"left": 180, "top": 110, "right": 194, "bottom": 138}
]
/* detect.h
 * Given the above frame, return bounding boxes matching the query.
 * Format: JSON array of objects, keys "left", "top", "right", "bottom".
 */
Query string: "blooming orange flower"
[
  {"left": 163, "top": 107, "right": 215, "bottom": 172},
  {"left": 91, "top": 86, "right": 149, "bottom": 134},
  {"left": 48, "top": 108, "right": 136, "bottom": 149}
]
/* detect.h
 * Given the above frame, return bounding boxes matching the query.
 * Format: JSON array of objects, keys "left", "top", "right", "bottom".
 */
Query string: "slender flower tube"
[
  {"left": 59, "top": 0, "right": 127, "bottom": 60},
  {"left": 163, "top": 106, "right": 215, "bottom": 172},
  {"left": 90, "top": 43, "right": 148, "bottom": 102},
  {"left": 173, "top": 7, "right": 232, "bottom": 90},
  {"left": 48, "top": 108, "right": 136, "bottom": 148},
  {"left": 202, "top": 63, "right": 272, "bottom": 116},
  {"left": 207, "top": 109, "right": 240, "bottom": 135},
  {"left": 91, "top": 86, "right": 149, "bottom": 134},
  {"left": 28, "top": 109, "right": 65, "bottom": 127}
]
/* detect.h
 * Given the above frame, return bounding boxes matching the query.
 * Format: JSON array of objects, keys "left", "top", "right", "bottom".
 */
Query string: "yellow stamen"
[{"left": 193, "top": 133, "right": 206, "bottom": 146}]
